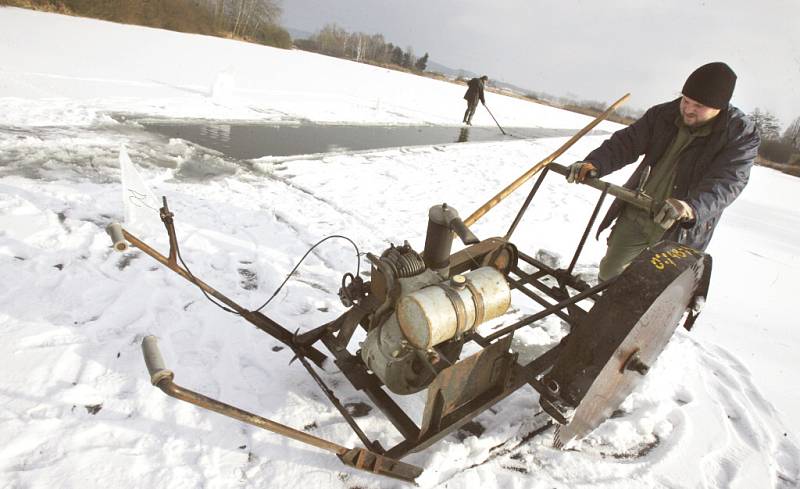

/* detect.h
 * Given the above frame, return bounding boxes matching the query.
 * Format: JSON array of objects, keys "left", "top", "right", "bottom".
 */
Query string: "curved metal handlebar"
[
  {"left": 141, "top": 335, "right": 174, "bottom": 385},
  {"left": 105, "top": 222, "right": 129, "bottom": 252},
  {"left": 138, "top": 335, "right": 422, "bottom": 481}
]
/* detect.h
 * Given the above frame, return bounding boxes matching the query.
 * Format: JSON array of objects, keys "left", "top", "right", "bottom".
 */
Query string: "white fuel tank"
[{"left": 396, "top": 266, "right": 510, "bottom": 349}]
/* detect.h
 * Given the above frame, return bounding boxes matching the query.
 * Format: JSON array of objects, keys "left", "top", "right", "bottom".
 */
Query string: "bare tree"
[
  {"left": 750, "top": 108, "right": 782, "bottom": 141},
  {"left": 314, "top": 23, "right": 349, "bottom": 57},
  {"left": 783, "top": 116, "right": 800, "bottom": 151},
  {"left": 201, "top": 0, "right": 281, "bottom": 38}
]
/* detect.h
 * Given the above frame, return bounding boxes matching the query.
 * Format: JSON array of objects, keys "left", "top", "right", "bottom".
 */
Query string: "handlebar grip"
[
  {"left": 141, "top": 335, "right": 174, "bottom": 385},
  {"left": 105, "top": 222, "right": 129, "bottom": 252}
]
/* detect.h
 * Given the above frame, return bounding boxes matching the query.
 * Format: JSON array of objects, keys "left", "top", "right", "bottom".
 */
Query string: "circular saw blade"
[{"left": 542, "top": 241, "right": 710, "bottom": 448}]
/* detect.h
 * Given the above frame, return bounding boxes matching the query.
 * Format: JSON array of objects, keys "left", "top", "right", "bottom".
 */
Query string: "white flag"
[{"left": 119, "top": 146, "right": 162, "bottom": 237}]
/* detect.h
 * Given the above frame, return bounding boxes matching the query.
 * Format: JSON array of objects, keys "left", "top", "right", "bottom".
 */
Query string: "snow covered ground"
[{"left": 1, "top": 7, "right": 798, "bottom": 489}]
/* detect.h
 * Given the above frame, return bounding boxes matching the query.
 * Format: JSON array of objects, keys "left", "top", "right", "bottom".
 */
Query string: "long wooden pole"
[{"left": 463, "top": 93, "right": 630, "bottom": 227}]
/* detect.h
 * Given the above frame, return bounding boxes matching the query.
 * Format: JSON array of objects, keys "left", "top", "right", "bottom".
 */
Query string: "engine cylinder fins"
[
  {"left": 382, "top": 242, "right": 426, "bottom": 278},
  {"left": 396, "top": 266, "right": 511, "bottom": 350},
  {"left": 541, "top": 241, "right": 711, "bottom": 447}
]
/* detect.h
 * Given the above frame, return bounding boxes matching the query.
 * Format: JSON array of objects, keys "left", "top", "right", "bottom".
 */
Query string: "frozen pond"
[{"left": 141, "top": 122, "right": 594, "bottom": 159}]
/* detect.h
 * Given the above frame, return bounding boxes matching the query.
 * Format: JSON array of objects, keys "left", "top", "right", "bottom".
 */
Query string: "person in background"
[
  {"left": 566, "top": 62, "right": 760, "bottom": 281},
  {"left": 463, "top": 75, "right": 488, "bottom": 125}
]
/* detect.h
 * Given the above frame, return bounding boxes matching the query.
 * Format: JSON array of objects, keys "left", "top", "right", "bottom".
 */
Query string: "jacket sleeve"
[
  {"left": 684, "top": 119, "right": 760, "bottom": 223},
  {"left": 479, "top": 85, "right": 485, "bottom": 104},
  {"left": 585, "top": 105, "right": 658, "bottom": 176}
]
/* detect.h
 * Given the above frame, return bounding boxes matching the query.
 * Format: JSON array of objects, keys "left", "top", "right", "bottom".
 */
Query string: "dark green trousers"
[{"left": 598, "top": 212, "right": 664, "bottom": 281}]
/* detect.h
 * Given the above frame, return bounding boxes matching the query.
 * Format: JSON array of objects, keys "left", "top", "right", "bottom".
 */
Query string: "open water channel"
[{"left": 141, "top": 121, "right": 592, "bottom": 159}]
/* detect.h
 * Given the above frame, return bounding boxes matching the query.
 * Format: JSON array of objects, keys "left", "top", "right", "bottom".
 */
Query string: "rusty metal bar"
[
  {"left": 295, "top": 354, "right": 380, "bottom": 452},
  {"left": 516, "top": 250, "right": 594, "bottom": 293},
  {"left": 483, "top": 278, "right": 615, "bottom": 342},
  {"left": 141, "top": 336, "right": 421, "bottom": 482},
  {"left": 384, "top": 362, "right": 550, "bottom": 459},
  {"left": 566, "top": 187, "right": 608, "bottom": 276},
  {"left": 504, "top": 167, "right": 550, "bottom": 241},
  {"left": 120, "top": 228, "right": 327, "bottom": 366},
  {"left": 159, "top": 197, "right": 179, "bottom": 266},
  {"left": 507, "top": 274, "right": 575, "bottom": 324}
]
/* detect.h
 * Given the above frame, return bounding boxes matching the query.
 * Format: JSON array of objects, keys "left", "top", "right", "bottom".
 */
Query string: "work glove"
[
  {"left": 653, "top": 198, "right": 695, "bottom": 229},
  {"left": 566, "top": 161, "right": 598, "bottom": 183}
]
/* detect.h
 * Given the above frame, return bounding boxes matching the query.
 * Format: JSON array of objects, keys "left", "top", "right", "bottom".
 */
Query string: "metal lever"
[{"left": 450, "top": 217, "right": 480, "bottom": 245}]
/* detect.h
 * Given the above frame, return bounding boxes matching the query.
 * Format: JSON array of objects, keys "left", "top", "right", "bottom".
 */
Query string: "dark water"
[{"left": 142, "top": 122, "right": 589, "bottom": 159}]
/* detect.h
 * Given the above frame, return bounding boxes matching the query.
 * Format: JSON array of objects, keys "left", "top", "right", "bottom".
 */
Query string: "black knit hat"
[{"left": 682, "top": 62, "right": 737, "bottom": 110}]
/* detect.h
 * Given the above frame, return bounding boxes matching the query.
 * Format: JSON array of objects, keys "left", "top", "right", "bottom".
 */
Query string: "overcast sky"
[{"left": 282, "top": 0, "right": 800, "bottom": 127}]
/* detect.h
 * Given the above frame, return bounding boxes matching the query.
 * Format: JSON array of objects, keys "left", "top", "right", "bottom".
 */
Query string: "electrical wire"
[
  {"left": 174, "top": 223, "right": 361, "bottom": 316},
  {"left": 253, "top": 234, "right": 361, "bottom": 312},
  {"left": 176, "top": 237, "right": 240, "bottom": 315}
]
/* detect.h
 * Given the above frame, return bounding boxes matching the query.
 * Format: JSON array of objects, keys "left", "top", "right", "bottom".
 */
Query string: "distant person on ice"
[
  {"left": 463, "top": 75, "right": 488, "bottom": 125},
  {"left": 566, "top": 62, "right": 760, "bottom": 281}
]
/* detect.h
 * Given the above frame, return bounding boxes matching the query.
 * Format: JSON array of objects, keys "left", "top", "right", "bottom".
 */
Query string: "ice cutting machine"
[{"left": 112, "top": 162, "right": 711, "bottom": 482}]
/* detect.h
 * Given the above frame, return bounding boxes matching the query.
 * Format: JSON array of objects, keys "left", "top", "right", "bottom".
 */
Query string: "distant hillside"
[
  {"left": 426, "top": 60, "right": 550, "bottom": 102},
  {"left": 426, "top": 60, "right": 478, "bottom": 80}
]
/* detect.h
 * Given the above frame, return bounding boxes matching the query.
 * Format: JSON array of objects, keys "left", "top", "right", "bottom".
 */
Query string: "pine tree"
[
  {"left": 414, "top": 52, "right": 429, "bottom": 72},
  {"left": 391, "top": 46, "right": 404, "bottom": 65},
  {"left": 402, "top": 51, "right": 412, "bottom": 68}
]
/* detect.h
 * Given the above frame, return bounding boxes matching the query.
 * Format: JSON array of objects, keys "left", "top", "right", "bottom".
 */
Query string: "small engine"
[{"left": 357, "top": 204, "right": 511, "bottom": 394}]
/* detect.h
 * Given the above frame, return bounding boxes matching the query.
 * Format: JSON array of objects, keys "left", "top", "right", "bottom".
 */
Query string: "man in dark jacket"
[
  {"left": 566, "top": 62, "right": 760, "bottom": 281},
  {"left": 463, "top": 75, "right": 488, "bottom": 125}
]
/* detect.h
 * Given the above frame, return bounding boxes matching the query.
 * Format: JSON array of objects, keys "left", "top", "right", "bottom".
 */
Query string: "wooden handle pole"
[{"left": 463, "top": 93, "right": 630, "bottom": 227}]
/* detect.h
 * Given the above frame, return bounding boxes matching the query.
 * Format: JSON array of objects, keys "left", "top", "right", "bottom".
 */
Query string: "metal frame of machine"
[{"left": 109, "top": 158, "right": 711, "bottom": 482}]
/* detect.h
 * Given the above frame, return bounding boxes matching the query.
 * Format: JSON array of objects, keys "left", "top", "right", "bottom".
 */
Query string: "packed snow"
[{"left": 1, "top": 7, "right": 798, "bottom": 489}]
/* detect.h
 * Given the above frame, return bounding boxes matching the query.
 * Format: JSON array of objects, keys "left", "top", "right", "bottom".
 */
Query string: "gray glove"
[
  {"left": 654, "top": 198, "right": 695, "bottom": 229},
  {"left": 566, "top": 161, "right": 598, "bottom": 183}
]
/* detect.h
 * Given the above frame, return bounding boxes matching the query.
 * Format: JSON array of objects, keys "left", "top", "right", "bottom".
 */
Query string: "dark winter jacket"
[
  {"left": 464, "top": 78, "right": 485, "bottom": 104},
  {"left": 587, "top": 98, "right": 760, "bottom": 251}
]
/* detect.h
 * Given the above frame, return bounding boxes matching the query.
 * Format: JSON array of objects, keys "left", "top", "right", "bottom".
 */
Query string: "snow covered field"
[{"left": 1, "top": 7, "right": 798, "bottom": 488}]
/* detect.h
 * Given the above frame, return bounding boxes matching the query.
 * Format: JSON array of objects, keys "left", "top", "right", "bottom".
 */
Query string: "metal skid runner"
[{"left": 110, "top": 162, "right": 711, "bottom": 483}]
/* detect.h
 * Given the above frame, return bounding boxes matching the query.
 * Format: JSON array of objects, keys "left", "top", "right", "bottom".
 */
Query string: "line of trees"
[
  {"left": 2, "top": 0, "right": 291, "bottom": 48},
  {"left": 750, "top": 108, "right": 800, "bottom": 165},
  {"left": 294, "top": 24, "right": 429, "bottom": 72},
  {"left": 200, "top": 0, "right": 285, "bottom": 44}
]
